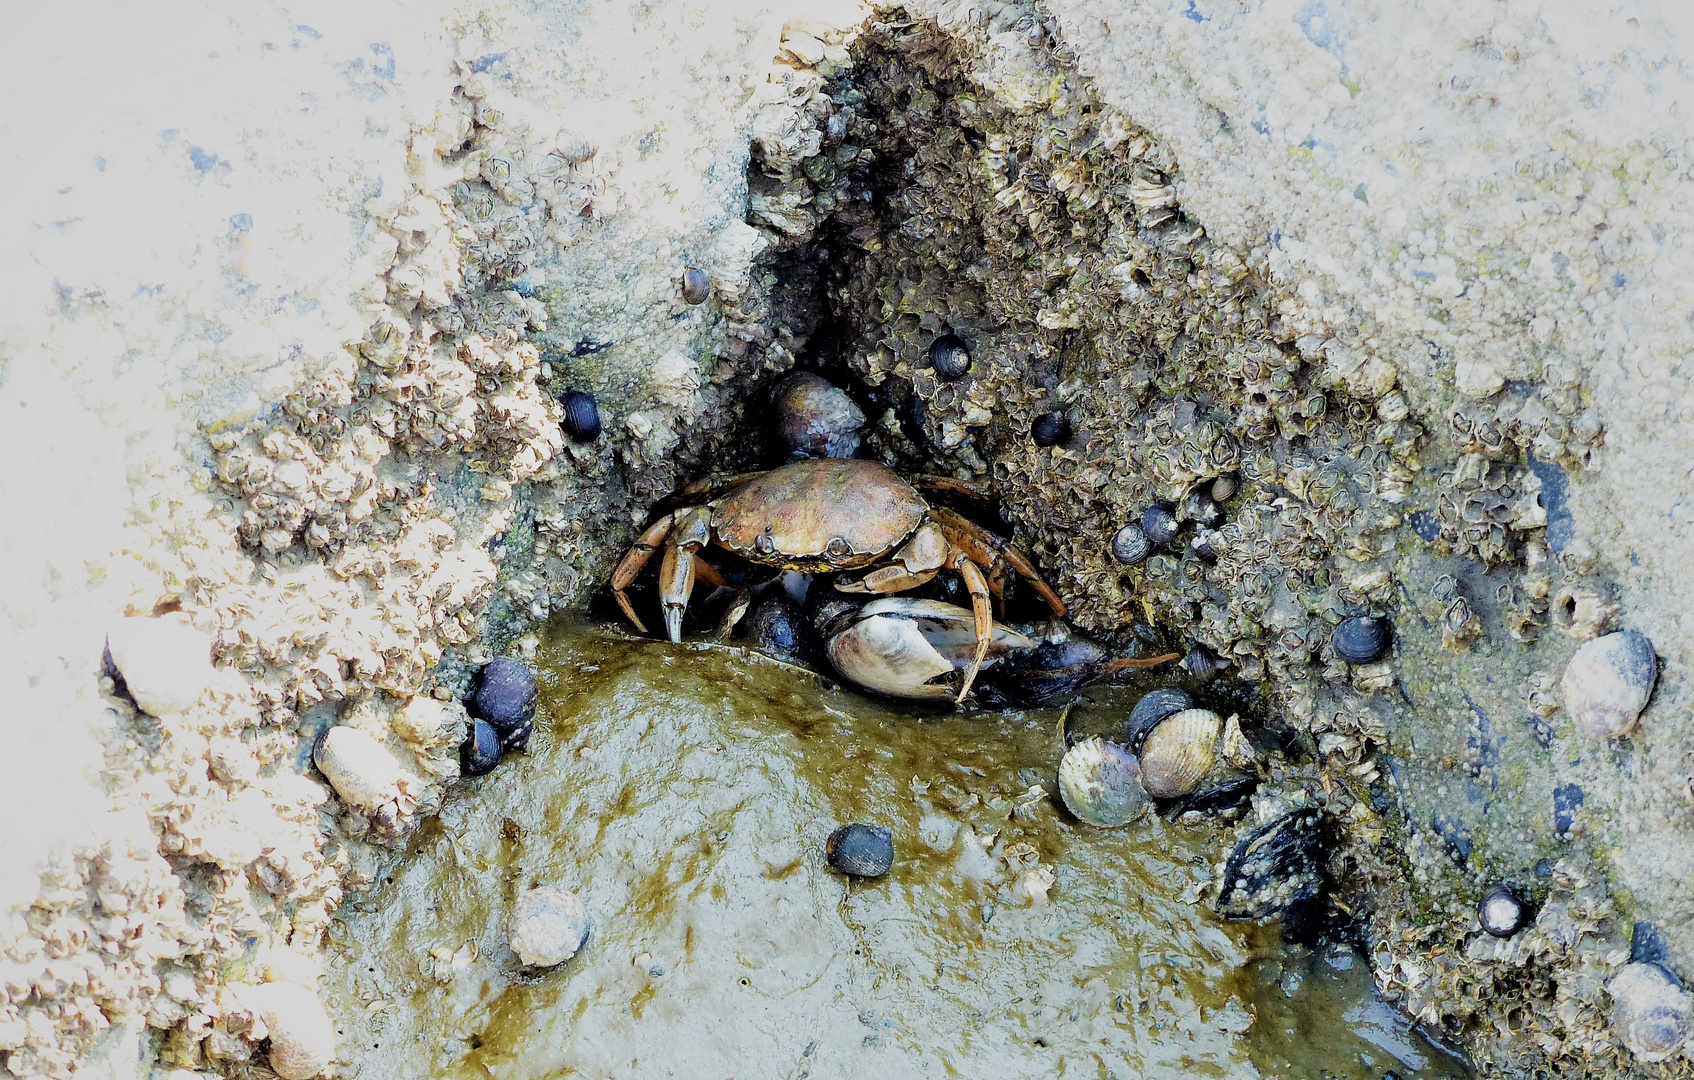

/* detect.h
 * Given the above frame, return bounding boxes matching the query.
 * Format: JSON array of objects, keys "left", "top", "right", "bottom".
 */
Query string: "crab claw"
[{"left": 664, "top": 604, "right": 685, "bottom": 643}]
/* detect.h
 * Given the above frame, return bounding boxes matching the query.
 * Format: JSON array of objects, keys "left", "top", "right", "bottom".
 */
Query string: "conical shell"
[
  {"left": 1058, "top": 737, "right": 1149, "bottom": 827},
  {"left": 1139, "top": 708, "right": 1221, "bottom": 799}
]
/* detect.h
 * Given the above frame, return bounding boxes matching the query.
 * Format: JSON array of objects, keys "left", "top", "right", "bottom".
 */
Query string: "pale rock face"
[
  {"left": 105, "top": 618, "right": 216, "bottom": 717},
  {"left": 507, "top": 884, "right": 590, "bottom": 968},
  {"left": 249, "top": 981, "right": 335, "bottom": 1079},
  {"left": 312, "top": 727, "right": 409, "bottom": 811}
]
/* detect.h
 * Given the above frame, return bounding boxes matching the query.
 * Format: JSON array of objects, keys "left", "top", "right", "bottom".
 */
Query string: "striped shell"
[{"left": 1139, "top": 708, "right": 1221, "bottom": 799}]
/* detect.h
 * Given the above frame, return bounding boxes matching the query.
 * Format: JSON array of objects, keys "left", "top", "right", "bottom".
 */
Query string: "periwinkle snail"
[
  {"left": 1030, "top": 410, "right": 1070, "bottom": 447},
  {"left": 470, "top": 657, "right": 539, "bottom": 750},
  {"left": 1142, "top": 504, "right": 1181, "bottom": 547},
  {"left": 680, "top": 266, "right": 711, "bottom": 305},
  {"left": 928, "top": 333, "right": 971, "bottom": 379},
  {"left": 1111, "top": 523, "right": 1150, "bottom": 566},
  {"left": 1331, "top": 616, "right": 1392, "bottom": 664},
  {"left": 826, "top": 823, "right": 894, "bottom": 877}
]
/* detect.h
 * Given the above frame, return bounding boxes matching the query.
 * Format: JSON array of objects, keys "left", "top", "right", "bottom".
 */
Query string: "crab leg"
[
  {"left": 835, "top": 522, "right": 947, "bottom": 595},
  {"left": 912, "top": 474, "right": 996, "bottom": 502},
  {"left": 930, "top": 506, "right": 1066, "bottom": 617},
  {"left": 945, "top": 546, "right": 994, "bottom": 704},
  {"left": 611, "top": 512, "right": 679, "bottom": 634},
  {"left": 650, "top": 470, "right": 769, "bottom": 517},
  {"left": 657, "top": 506, "right": 713, "bottom": 642}
]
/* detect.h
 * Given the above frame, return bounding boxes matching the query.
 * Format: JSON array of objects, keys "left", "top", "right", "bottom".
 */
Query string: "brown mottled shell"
[
  {"left": 1139, "top": 708, "right": 1221, "bottom": 799},
  {"left": 713, "top": 459, "right": 926, "bottom": 572}
]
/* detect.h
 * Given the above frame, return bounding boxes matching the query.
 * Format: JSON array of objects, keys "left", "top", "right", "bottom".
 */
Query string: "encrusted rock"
[
  {"left": 105, "top": 617, "right": 216, "bottom": 717},
  {"left": 313, "top": 727, "right": 410, "bottom": 811},
  {"left": 508, "top": 884, "right": 590, "bottom": 967},
  {"left": 249, "top": 981, "right": 335, "bottom": 1079}
]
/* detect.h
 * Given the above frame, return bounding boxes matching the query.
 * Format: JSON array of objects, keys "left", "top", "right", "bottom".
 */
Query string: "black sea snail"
[
  {"left": 471, "top": 657, "right": 538, "bottom": 750},
  {"left": 560, "top": 391, "right": 603, "bottom": 443},
  {"left": 1331, "top": 616, "right": 1392, "bottom": 664},
  {"left": 1030, "top": 410, "right": 1070, "bottom": 447},
  {"left": 928, "top": 333, "right": 972, "bottom": 380},
  {"left": 680, "top": 266, "right": 711, "bottom": 305},
  {"left": 461, "top": 719, "right": 503, "bottom": 777},
  {"left": 826, "top": 824, "right": 893, "bottom": 878},
  {"left": 1478, "top": 885, "right": 1526, "bottom": 937},
  {"left": 1142, "top": 504, "right": 1181, "bottom": 547}
]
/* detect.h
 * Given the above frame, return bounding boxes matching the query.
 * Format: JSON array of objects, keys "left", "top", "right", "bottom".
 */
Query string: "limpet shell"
[
  {"left": 1563, "top": 629, "right": 1657, "bottom": 738},
  {"left": 1057, "top": 737, "right": 1149, "bottom": 827},
  {"left": 248, "top": 981, "right": 335, "bottom": 1080},
  {"left": 1139, "top": 708, "right": 1221, "bottom": 799},
  {"left": 1609, "top": 961, "right": 1693, "bottom": 1063}
]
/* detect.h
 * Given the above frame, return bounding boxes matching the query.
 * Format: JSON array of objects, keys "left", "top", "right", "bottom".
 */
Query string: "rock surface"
[{"left": 249, "top": 981, "right": 336, "bottom": 1079}]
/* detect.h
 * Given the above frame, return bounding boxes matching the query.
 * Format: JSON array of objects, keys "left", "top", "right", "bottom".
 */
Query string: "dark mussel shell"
[
  {"left": 1215, "top": 807, "right": 1327, "bottom": 926},
  {"left": 471, "top": 657, "right": 538, "bottom": 750},
  {"left": 1142, "top": 504, "right": 1181, "bottom": 546},
  {"left": 1176, "top": 770, "right": 1259, "bottom": 816},
  {"left": 461, "top": 719, "right": 503, "bottom": 777},
  {"left": 928, "top": 333, "right": 972, "bottom": 380},
  {"left": 681, "top": 266, "right": 711, "bottom": 305},
  {"left": 744, "top": 594, "right": 813, "bottom": 666},
  {"left": 825, "top": 823, "right": 893, "bottom": 878},
  {"left": 1111, "top": 523, "right": 1150, "bottom": 566},
  {"left": 1030, "top": 410, "right": 1070, "bottom": 447},
  {"left": 1332, "top": 616, "right": 1392, "bottom": 664},
  {"left": 976, "top": 638, "right": 1109, "bottom": 708},
  {"left": 560, "top": 391, "right": 603, "bottom": 442},
  {"left": 1124, "top": 687, "right": 1194, "bottom": 753}
]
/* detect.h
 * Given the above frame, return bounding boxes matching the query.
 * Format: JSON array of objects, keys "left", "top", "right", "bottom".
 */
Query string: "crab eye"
[
  {"left": 755, "top": 532, "right": 776, "bottom": 555},
  {"left": 825, "top": 536, "right": 854, "bottom": 561}
]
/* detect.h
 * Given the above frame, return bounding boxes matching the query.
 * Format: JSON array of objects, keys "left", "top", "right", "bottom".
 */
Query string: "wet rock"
[
  {"left": 1057, "top": 737, "right": 1149, "bottom": 828},
  {"left": 1608, "top": 962, "right": 1693, "bottom": 1063},
  {"left": 1563, "top": 630, "right": 1657, "bottom": 738},
  {"left": 825, "top": 823, "right": 893, "bottom": 877},
  {"left": 249, "top": 981, "right": 335, "bottom": 1079},
  {"left": 314, "top": 727, "right": 407, "bottom": 811},
  {"left": 104, "top": 618, "right": 216, "bottom": 717},
  {"left": 772, "top": 373, "right": 865, "bottom": 460},
  {"left": 508, "top": 884, "right": 590, "bottom": 968},
  {"left": 1553, "top": 783, "right": 1584, "bottom": 836},
  {"left": 470, "top": 657, "right": 539, "bottom": 749}
]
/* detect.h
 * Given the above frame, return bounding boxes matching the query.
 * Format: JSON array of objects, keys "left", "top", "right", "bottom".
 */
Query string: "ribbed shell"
[
  {"left": 1057, "top": 737, "right": 1149, "bottom": 827},
  {"left": 1139, "top": 708, "right": 1221, "bottom": 799},
  {"left": 825, "top": 598, "right": 1034, "bottom": 700},
  {"left": 1124, "top": 687, "right": 1193, "bottom": 752}
]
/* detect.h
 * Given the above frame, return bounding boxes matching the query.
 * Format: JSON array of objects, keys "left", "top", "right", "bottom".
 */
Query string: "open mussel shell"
[
  {"left": 822, "top": 597, "right": 1033, "bottom": 700},
  {"left": 1215, "top": 807, "right": 1327, "bottom": 925},
  {"left": 1058, "top": 737, "right": 1149, "bottom": 828}
]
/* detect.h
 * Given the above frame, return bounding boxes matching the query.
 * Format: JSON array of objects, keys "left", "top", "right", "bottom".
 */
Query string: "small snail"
[
  {"left": 928, "top": 333, "right": 972, "bottom": 379},
  {"left": 826, "top": 824, "right": 893, "bottom": 877},
  {"left": 1331, "top": 616, "right": 1392, "bottom": 665}
]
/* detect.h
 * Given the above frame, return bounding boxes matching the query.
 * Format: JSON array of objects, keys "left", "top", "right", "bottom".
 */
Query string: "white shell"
[
  {"left": 314, "top": 727, "right": 406, "bottom": 810},
  {"left": 826, "top": 599, "right": 1034, "bottom": 700},
  {"left": 249, "top": 981, "right": 335, "bottom": 1079},
  {"left": 1608, "top": 962, "right": 1693, "bottom": 1062},
  {"left": 1139, "top": 708, "right": 1221, "bottom": 799},
  {"left": 105, "top": 618, "right": 215, "bottom": 717},
  {"left": 508, "top": 885, "right": 590, "bottom": 968},
  {"left": 552, "top": 129, "right": 595, "bottom": 164},
  {"left": 1058, "top": 737, "right": 1149, "bottom": 827},
  {"left": 1563, "top": 630, "right": 1657, "bottom": 738}
]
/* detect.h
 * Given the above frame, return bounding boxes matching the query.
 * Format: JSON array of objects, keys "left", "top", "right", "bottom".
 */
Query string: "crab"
[{"left": 610, "top": 458, "right": 1066, "bottom": 702}]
